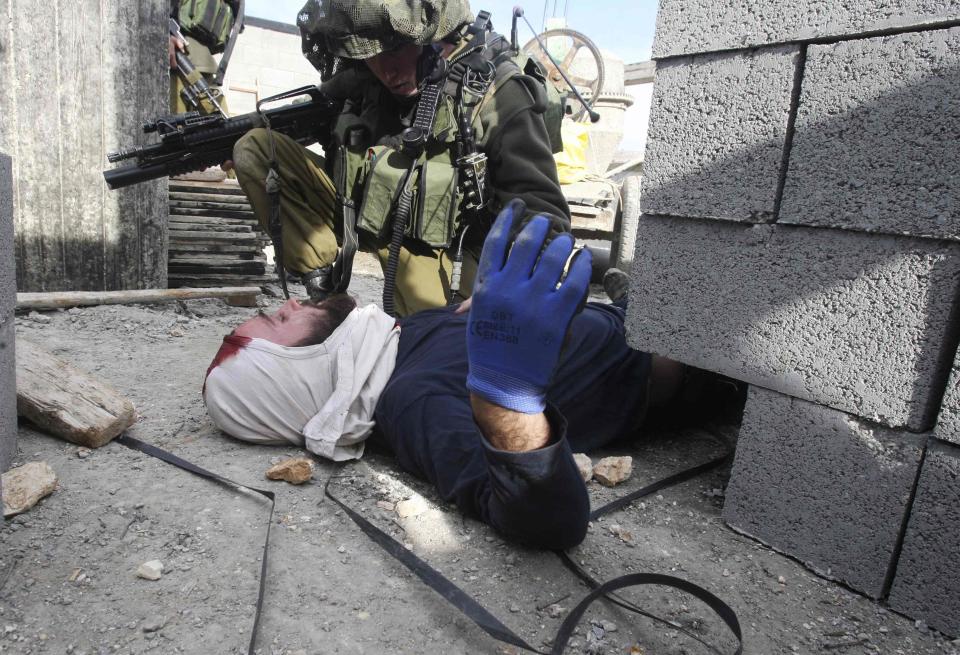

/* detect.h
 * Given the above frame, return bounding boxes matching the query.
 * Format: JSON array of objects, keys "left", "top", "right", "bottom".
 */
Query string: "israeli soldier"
[
  {"left": 231, "top": 0, "right": 571, "bottom": 315},
  {"left": 169, "top": 0, "right": 240, "bottom": 115}
]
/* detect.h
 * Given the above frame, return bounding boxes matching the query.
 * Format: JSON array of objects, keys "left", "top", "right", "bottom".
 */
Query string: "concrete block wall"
[
  {"left": 629, "top": 0, "right": 960, "bottom": 633},
  {"left": 0, "top": 0, "right": 169, "bottom": 292},
  {"left": 0, "top": 153, "right": 15, "bottom": 474},
  {"left": 221, "top": 20, "right": 322, "bottom": 116}
]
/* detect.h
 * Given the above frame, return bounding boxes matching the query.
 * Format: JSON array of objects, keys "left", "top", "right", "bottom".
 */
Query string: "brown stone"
[
  {"left": 573, "top": 453, "right": 593, "bottom": 483},
  {"left": 2, "top": 461, "right": 58, "bottom": 517},
  {"left": 265, "top": 457, "right": 314, "bottom": 484},
  {"left": 593, "top": 456, "right": 633, "bottom": 487}
]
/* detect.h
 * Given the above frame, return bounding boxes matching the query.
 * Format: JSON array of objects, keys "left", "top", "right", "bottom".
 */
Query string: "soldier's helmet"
[{"left": 299, "top": 0, "right": 473, "bottom": 76}]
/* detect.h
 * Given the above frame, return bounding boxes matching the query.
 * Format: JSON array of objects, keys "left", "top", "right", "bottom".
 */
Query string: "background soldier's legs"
[
  {"left": 233, "top": 128, "right": 338, "bottom": 275},
  {"left": 375, "top": 244, "right": 479, "bottom": 316}
]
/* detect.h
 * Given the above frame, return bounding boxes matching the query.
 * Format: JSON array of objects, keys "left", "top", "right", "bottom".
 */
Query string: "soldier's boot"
[
  {"left": 602, "top": 267, "right": 630, "bottom": 304},
  {"left": 301, "top": 265, "right": 335, "bottom": 303}
]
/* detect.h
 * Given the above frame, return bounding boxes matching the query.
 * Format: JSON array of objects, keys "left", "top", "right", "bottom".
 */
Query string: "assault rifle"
[{"left": 103, "top": 86, "right": 341, "bottom": 190}]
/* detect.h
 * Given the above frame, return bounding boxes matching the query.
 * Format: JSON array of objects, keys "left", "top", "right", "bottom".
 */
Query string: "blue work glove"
[{"left": 466, "top": 199, "right": 593, "bottom": 413}]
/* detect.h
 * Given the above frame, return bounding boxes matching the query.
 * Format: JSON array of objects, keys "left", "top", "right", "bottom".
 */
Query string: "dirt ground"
[{"left": 2, "top": 261, "right": 959, "bottom": 655}]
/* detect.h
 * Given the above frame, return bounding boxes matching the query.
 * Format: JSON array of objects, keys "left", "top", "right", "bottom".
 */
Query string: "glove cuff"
[{"left": 466, "top": 365, "right": 546, "bottom": 414}]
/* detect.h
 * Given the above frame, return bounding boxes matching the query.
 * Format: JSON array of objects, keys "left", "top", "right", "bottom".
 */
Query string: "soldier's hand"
[{"left": 169, "top": 34, "right": 187, "bottom": 69}]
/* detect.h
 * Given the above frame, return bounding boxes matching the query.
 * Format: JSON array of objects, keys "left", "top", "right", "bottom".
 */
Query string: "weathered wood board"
[{"left": 15, "top": 340, "right": 136, "bottom": 448}]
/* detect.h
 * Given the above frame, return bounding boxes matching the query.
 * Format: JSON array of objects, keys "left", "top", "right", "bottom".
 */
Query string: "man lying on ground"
[{"left": 203, "top": 200, "right": 696, "bottom": 550}]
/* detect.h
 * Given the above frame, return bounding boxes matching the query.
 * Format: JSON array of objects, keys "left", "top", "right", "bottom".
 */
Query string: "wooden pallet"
[{"left": 167, "top": 179, "right": 271, "bottom": 288}]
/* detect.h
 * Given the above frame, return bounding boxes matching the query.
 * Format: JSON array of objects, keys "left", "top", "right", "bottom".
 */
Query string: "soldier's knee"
[{"left": 232, "top": 128, "right": 271, "bottom": 175}]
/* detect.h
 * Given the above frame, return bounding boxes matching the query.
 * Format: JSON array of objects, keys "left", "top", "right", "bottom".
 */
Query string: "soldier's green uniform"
[
  {"left": 170, "top": 0, "right": 238, "bottom": 115},
  {"left": 233, "top": 0, "right": 570, "bottom": 315}
]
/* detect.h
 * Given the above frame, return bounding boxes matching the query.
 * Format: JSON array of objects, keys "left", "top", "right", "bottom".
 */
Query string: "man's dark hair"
[{"left": 294, "top": 293, "right": 358, "bottom": 347}]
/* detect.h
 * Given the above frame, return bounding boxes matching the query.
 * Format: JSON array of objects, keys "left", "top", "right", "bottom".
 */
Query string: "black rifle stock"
[{"left": 103, "top": 85, "right": 341, "bottom": 190}]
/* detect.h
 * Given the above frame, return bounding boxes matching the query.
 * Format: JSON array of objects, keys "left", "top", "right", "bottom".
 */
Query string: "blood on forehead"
[{"left": 202, "top": 335, "right": 253, "bottom": 394}]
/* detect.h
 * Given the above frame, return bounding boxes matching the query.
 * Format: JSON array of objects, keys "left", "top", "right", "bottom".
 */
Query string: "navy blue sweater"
[{"left": 373, "top": 303, "right": 650, "bottom": 549}]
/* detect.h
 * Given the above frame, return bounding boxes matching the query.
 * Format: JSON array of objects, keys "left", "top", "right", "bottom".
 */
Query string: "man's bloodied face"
[
  {"left": 364, "top": 43, "right": 422, "bottom": 97},
  {"left": 231, "top": 294, "right": 357, "bottom": 347}
]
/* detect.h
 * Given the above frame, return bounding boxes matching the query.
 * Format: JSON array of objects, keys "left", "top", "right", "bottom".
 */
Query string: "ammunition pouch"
[
  {"left": 355, "top": 145, "right": 458, "bottom": 249},
  {"left": 177, "top": 0, "right": 235, "bottom": 53}
]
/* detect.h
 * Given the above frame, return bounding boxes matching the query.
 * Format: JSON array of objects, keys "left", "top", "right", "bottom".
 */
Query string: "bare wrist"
[{"left": 470, "top": 393, "right": 552, "bottom": 452}]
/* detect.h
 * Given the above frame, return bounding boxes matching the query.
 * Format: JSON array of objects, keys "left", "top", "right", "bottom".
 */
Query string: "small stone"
[
  {"left": 376, "top": 500, "right": 395, "bottom": 511},
  {"left": 168, "top": 327, "right": 185, "bottom": 338},
  {"left": 2, "top": 462, "right": 58, "bottom": 517},
  {"left": 592, "top": 456, "right": 633, "bottom": 487},
  {"left": 509, "top": 604, "right": 520, "bottom": 613},
  {"left": 76, "top": 448, "right": 91, "bottom": 459},
  {"left": 777, "top": 575, "right": 786, "bottom": 585},
  {"left": 572, "top": 453, "right": 593, "bottom": 482},
  {"left": 722, "top": 568, "right": 731, "bottom": 577},
  {"left": 600, "top": 620, "right": 618, "bottom": 633},
  {"left": 26, "top": 311, "right": 52, "bottom": 324},
  {"left": 337, "top": 545, "right": 346, "bottom": 554},
  {"left": 357, "top": 611, "right": 369, "bottom": 620},
  {"left": 547, "top": 604, "right": 564, "bottom": 619},
  {"left": 265, "top": 458, "right": 314, "bottom": 485},
  {"left": 396, "top": 495, "right": 429, "bottom": 519},
  {"left": 141, "top": 617, "right": 165, "bottom": 633},
  {"left": 608, "top": 524, "right": 633, "bottom": 543},
  {"left": 136, "top": 560, "right": 164, "bottom": 581}
]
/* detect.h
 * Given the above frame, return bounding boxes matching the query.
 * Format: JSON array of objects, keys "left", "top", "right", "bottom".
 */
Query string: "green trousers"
[
  {"left": 233, "top": 128, "right": 478, "bottom": 316},
  {"left": 169, "top": 37, "right": 230, "bottom": 116}
]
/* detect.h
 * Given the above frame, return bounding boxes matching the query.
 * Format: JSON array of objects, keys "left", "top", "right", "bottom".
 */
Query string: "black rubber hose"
[{"left": 383, "top": 172, "right": 415, "bottom": 317}]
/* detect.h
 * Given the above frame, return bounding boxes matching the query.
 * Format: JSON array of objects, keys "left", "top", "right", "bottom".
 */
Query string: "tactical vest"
[{"left": 328, "top": 39, "right": 563, "bottom": 250}]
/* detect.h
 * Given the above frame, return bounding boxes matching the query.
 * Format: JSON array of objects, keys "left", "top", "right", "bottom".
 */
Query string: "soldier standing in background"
[
  {"left": 169, "top": 0, "right": 243, "bottom": 115},
  {"left": 231, "top": 0, "right": 570, "bottom": 315}
]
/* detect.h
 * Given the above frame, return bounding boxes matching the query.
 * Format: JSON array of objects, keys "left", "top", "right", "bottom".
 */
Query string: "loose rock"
[
  {"left": 572, "top": 453, "right": 593, "bottom": 483},
  {"left": 592, "top": 456, "right": 633, "bottom": 487},
  {"left": 136, "top": 560, "right": 164, "bottom": 581},
  {"left": 141, "top": 616, "right": 165, "bottom": 633},
  {"left": 2, "top": 462, "right": 58, "bottom": 517},
  {"left": 265, "top": 457, "right": 315, "bottom": 485}
]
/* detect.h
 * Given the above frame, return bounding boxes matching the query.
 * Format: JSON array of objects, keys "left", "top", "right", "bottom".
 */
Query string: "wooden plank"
[
  {"left": 169, "top": 199, "right": 256, "bottom": 212},
  {"left": 170, "top": 230, "right": 260, "bottom": 241},
  {"left": 169, "top": 223, "right": 253, "bottom": 233},
  {"left": 169, "top": 181, "right": 246, "bottom": 195},
  {"left": 170, "top": 207, "right": 256, "bottom": 219},
  {"left": 170, "top": 252, "right": 262, "bottom": 263},
  {"left": 169, "top": 274, "right": 273, "bottom": 289},
  {"left": 15, "top": 339, "right": 136, "bottom": 448},
  {"left": 16, "top": 286, "right": 261, "bottom": 310},
  {"left": 625, "top": 60, "right": 656, "bottom": 85},
  {"left": 169, "top": 191, "right": 251, "bottom": 205},
  {"left": 170, "top": 262, "right": 266, "bottom": 275},
  {"left": 168, "top": 242, "right": 263, "bottom": 254}
]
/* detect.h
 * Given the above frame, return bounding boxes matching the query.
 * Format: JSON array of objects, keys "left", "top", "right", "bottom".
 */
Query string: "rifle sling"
[
  {"left": 213, "top": 0, "right": 244, "bottom": 87},
  {"left": 118, "top": 430, "right": 742, "bottom": 654}
]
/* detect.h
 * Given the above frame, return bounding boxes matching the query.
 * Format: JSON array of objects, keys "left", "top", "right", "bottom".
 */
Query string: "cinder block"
[
  {"left": 935, "top": 351, "right": 960, "bottom": 446},
  {"left": 888, "top": 440, "right": 960, "bottom": 637},
  {"left": 652, "top": 0, "right": 960, "bottom": 59},
  {"left": 639, "top": 47, "right": 798, "bottom": 222},
  {"left": 780, "top": 28, "right": 960, "bottom": 239},
  {"left": 624, "top": 215, "right": 960, "bottom": 430},
  {"left": 724, "top": 386, "right": 926, "bottom": 598},
  {"left": 0, "top": 152, "right": 14, "bottom": 473},
  {"left": 0, "top": 318, "right": 15, "bottom": 473}
]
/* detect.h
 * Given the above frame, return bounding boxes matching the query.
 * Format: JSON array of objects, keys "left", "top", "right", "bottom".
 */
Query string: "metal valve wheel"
[{"left": 522, "top": 28, "right": 605, "bottom": 122}]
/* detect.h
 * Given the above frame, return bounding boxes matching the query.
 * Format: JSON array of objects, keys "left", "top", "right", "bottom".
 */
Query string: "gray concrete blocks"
[
  {"left": 0, "top": 152, "right": 14, "bottom": 473},
  {"left": 723, "top": 386, "right": 926, "bottom": 598},
  {"left": 624, "top": 215, "right": 960, "bottom": 430},
  {"left": 934, "top": 350, "right": 960, "bottom": 446},
  {"left": 780, "top": 28, "right": 960, "bottom": 239},
  {"left": 639, "top": 47, "right": 798, "bottom": 223},
  {"left": 652, "top": 0, "right": 960, "bottom": 59},
  {"left": 888, "top": 440, "right": 960, "bottom": 636}
]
